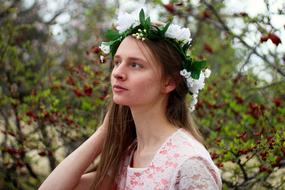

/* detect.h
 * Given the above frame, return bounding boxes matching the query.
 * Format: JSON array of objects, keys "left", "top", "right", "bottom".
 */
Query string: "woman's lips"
[{"left": 113, "top": 85, "right": 128, "bottom": 92}]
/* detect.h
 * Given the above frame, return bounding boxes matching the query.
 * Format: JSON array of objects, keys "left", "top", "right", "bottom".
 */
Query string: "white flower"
[
  {"left": 180, "top": 69, "right": 187, "bottom": 76},
  {"left": 194, "top": 73, "right": 206, "bottom": 92},
  {"left": 99, "top": 42, "right": 110, "bottom": 54},
  {"left": 204, "top": 68, "right": 211, "bottom": 78},
  {"left": 116, "top": 12, "right": 139, "bottom": 33},
  {"left": 100, "top": 55, "right": 105, "bottom": 63},
  {"left": 189, "top": 94, "right": 198, "bottom": 112},
  {"left": 192, "top": 95, "right": 198, "bottom": 105},
  {"left": 185, "top": 72, "right": 191, "bottom": 79},
  {"left": 182, "top": 71, "right": 210, "bottom": 112},
  {"left": 189, "top": 106, "right": 195, "bottom": 112},
  {"left": 180, "top": 69, "right": 192, "bottom": 79},
  {"left": 165, "top": 24, "right": 192, "bottom": 43},
  {"left": 186, "top": 72, "right": 206, "bottom": 95}
]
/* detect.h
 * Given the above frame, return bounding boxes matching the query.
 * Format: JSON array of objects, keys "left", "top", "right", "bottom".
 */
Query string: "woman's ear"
[{"left": 162, "top": 77, "right": 176, "bottom": 94}]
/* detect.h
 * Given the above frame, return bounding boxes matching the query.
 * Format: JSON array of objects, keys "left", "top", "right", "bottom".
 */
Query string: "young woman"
[{"left": 39, "top": 9, "right": 222, "bottom": 190}]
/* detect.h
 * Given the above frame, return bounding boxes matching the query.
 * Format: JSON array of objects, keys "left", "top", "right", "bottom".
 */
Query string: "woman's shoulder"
[
  {"left": 173, "top": 128, "right": 211, "bottom": 158},
  {"left": 174, "top": 156, "right": 222, "bottom": 189},
  {"left": 171, "top": 128, "right": 222, "bottom": 189}
]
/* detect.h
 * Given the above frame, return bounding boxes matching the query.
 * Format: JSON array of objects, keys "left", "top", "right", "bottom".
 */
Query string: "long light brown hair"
[{"left": 90, "top": 36, "right": 204, "bottom": 189}]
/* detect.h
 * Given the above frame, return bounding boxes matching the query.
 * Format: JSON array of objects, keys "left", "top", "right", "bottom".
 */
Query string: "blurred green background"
[{"left": 0, "top": 0, "right": 284, "bottom": 189}]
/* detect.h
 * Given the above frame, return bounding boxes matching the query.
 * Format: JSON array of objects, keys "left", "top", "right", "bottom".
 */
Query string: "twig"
[{"left": 201, "top": 1, "right": 285, "bottom": 78}]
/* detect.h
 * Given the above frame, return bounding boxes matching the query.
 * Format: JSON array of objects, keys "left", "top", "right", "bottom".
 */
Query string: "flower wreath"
[{"left": 99, "top": 9, "right": 211, "bottom": 111}]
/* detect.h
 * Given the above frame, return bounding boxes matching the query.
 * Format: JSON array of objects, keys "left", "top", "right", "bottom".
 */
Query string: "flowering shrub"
[
  {"left": 0, "top": 1, "right": 284, "bottom": 189},
  {"left": 196, "top": 73, "right": 285, "bottom": 189}
]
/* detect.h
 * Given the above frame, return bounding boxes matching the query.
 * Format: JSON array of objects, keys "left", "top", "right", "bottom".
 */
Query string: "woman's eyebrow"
[
  {"left": 114, "top": 55, "right": 121, "bottom": 60},
  {"left": 128, "top": 57, "right": 148, "bottom": 64},
  {"left": 114, "top": 55, "right": 148, "bottom": 64}
]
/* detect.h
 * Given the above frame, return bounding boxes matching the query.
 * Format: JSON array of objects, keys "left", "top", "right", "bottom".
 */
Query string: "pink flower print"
[
  {"left": 149, "top": 163, "right": 156, "bottom": 170},
  {"left": 166, "top": 160, "right": 178, "bottom": 168},
  {"left": 166, "top": 141, "right": 173, "bottom": 147},
  {"left": 173, "top": 153, "right": 180, "bottom": 158},
  {"left": 183, "top": 141, "right": 192, "bottom": 147},
  {"left": 165, "top": 160, "right": 172, "bottom": 167},
  {"left": 159, "top": 149, "right": 168, "bottom": 155},
  {"left": 147, "top": 173, "right": 154, "bottom": 179},
  {"left": 154, "top": 180, "right": 169, "bottom": 190},
  {"left": 129, "top": 174, "right": 140, "bottom": 186},
  {"left": 144, "top": 168, "right": 151, "bottom": 175},
  {"left": 154, "top": 184, "right": 164, "bottom": 190},
  {"left": 154, "top": 187, "right": 162, "bottom": 190},
  {"left": 134, "top": 172, "right": 141, "bottom": 177},
  {"left": 130, "top": 179, "right": 138, "bottom": 186},
  {"left": 155, "top": 166, "right": 164, "bottom": 173},
  {"left": 138, "top": 181, "right": 144, "bottom": 187},
  {"left": 166, "top": 140, "right": 177, "bottom": 149},
  {"left": 161, "top": 178, "right": 169, "bottom": 185}
]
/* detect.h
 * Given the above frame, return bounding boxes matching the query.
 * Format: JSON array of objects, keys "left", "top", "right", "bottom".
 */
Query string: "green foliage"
[
  {"left": 197, "top": 73, "right": 285, "bottom": 188},
  {"left": 0, "top": 0, "right": 284, "bottom": 189},
  {"left": 0, "top": 1, "right": 110, "bottom": 189}
]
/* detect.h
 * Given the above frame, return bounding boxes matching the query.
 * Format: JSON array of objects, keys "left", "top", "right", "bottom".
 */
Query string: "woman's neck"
[{"left": 130, "top": 102, "right": 179, "bottom": 154}]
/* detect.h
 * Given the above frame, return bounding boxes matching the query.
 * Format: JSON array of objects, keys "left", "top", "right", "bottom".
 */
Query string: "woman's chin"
[{"left": 112, "top": 97, "right": 130, "bottom": 106}]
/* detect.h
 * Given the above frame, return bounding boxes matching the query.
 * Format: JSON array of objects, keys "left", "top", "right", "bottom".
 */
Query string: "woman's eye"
[
  {"left": 113, "top": 61, "right": 120, "bottom": 66},
  {"left": 130, "top": 63, "right": 142, "bottom": 69}
]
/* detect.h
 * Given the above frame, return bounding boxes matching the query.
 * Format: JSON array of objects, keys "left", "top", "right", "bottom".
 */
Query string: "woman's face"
[{"left": 111, "top": 36, "right": 173, "bottom": 109}]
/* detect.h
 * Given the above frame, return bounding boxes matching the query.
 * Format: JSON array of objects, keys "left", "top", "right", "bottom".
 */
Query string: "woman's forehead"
[
  {"left": 115, "top": 37, "right": 146, "bottom": 60},
  {"left": 115, "top": 37, "right": 162, "bottom": 73}
]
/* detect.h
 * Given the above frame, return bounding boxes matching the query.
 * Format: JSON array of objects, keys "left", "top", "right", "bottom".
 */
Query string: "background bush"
[{"left": 0, "top": 0, "right": 284, "bottom": 189}]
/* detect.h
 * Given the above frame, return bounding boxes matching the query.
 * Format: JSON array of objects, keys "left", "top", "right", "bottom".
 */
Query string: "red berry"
[
  {"left": 234, "top": 95, "right": 244, "bottom": 104},
  {"left": 238, "top": 132, "right": 247, "bottom": 141},
  {"left": 73, "top": 89, "right": 83, "bottom": 97},
  {"left": 260, "top": 33, "right": 281, "bottom": 46},
  {"left": 66, "top": 76, "right": 75, "bottom": 86},
  {"left": 239, "top": 12, "right": 248, "bottom": 17},
  {"left": 38, "top": 151, "right": 47, "bottom": 157},
  {"left": 259, "top": 165, "right": 268, "bottom": 172},
  {"left": 260, "top": 34, "right": 269, "bottom": 43},
  {"left": 91, "top": 46, "right": 101, "bottom": 54},
  {"left": 210, "top": 152, "right": 219, "bottom": 160},
  {"left": 273, "top": 97, "right": 282, "bottom": 107},
  {"left": 268, "top": 33, "right": 281, "bottom": 46},
  {"left": 93, "top": 79, "right": 100, "bottom": 85},
  {"left": 163, "top": 3, "right": 175, "bottom": 13},
  {"left": 203, "top": 10, "right": 212, "bottom": 19},
  {"left": 84, "top": 85, "right": 93, "bottom": 97},
  {"left": 204, "top": 43, "right": 214, "bottom": 54}
]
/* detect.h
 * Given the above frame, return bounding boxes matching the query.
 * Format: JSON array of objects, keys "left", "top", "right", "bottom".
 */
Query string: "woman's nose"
[{"left": 112, "top": 64, "right": 127, "bottom": 81}]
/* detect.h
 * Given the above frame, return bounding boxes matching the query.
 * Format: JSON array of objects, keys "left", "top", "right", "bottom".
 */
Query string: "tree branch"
[{"left": 201, "top": 1, "right": 285, "bottom": 78}]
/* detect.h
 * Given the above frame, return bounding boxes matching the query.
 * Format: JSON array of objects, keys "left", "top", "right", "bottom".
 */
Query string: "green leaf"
[
  {"left": 82, "top": 100, "right": 92, "bottom": 111},
  {"left": 110, "top": 38, "right": 122, "bottom": 57},
  {"left": 145, "top": 17, "right": 151, "bottom": 30},
  {"left": 191, "top": 71, "right": 200, "bottom": 79},
  {"left": 161, "top": 22, "right": 171, "bottom": 35},
  {"left": 139, "top": 9, "right": 145, "bottom": 26},
  {"left": 182, "top": 42, "right": 191, "bottom": 52},
  {"left": 192, "top": 60, "right": 207, "bottom": 71},
  {"left": 105, "top": 29, "right": 120, "bottom": 41},
  {"left": 189, "top": 60, "right": 207, "bottom": 79}
]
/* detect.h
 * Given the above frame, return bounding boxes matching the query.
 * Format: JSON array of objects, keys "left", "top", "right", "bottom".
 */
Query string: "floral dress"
[{"left": 115, "top": 128, "right": 222, "bottom": 190}]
